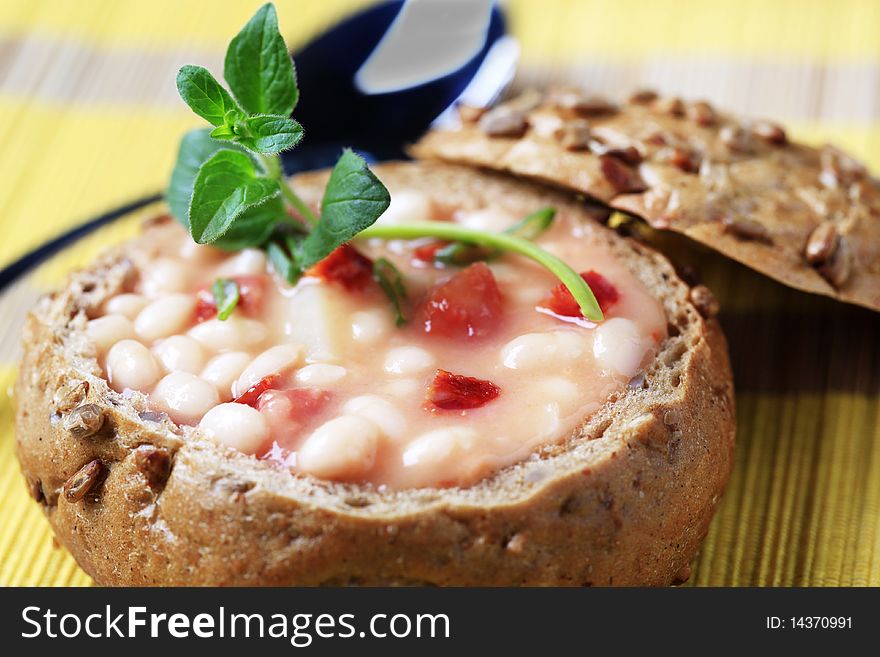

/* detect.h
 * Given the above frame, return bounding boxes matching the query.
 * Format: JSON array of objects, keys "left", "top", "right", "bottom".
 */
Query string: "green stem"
[
  {"left": 257, "top": 153, "right": 319, "bottom": 226},
  {"left": 358, "top": 223, "right": 603, "bottom": 321}
]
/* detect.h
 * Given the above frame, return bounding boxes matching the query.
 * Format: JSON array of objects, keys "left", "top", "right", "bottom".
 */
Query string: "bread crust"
[
  {"left": 15, "top": 161, "right": 735, "bottom": 586},
  {"left": 413, "top": 91, "right": 880, "bottom": 312}
]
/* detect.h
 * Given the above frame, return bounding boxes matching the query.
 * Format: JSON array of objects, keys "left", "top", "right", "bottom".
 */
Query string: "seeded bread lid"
[{"left": 412, "top": 88, "right": 880, "bottom": 312}]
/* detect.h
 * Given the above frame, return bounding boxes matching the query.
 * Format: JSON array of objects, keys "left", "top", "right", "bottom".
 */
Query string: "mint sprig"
[
  {"left": 168, "top": 2, "right": 389, "bottom": 277},
  {"left": 165, "top": 3, "right": 604, "bottom": 323}
]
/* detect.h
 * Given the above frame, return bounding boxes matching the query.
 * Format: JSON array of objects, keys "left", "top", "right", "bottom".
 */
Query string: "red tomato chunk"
[
  {"left": 194, "top": 291, "right": 217, "bottom": 323},
  {"left": 306, "top": 244, "right": 374, "bottom": 290},
  {"left": 538, "top": 270, "right": 619, "bottom": 318},
  {"left": 194, "top": 274, "right": 268, "bottom": 323},
  {"left": 233, "top": 374, "right": 280, "bottom": 408},
  {"left": 420, "top": 262, "right": 503, "bottom": 339},
  {"left": 257, "top": 388, "right": 332, "bottom": 418},
  {"left": 426, "top": 369, "right": 501, "bottom": 410},
  {"left": 412, "top": 240, "right": 450, "bottom": 262},
  {"left": 258, "top": 388, "right": 333, "bottom": 449}
]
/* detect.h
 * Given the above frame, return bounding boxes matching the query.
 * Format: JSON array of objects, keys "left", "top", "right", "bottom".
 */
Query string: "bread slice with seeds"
[
  {"left": 15, "top": 161, "right": 734, "bottom": 586},
  {"left": 413, "top": 89, "right": 880, "bottom": 312}
]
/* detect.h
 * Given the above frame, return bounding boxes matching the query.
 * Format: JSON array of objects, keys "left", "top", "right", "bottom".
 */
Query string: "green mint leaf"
[
  {"left": 167, "top": 128, "right": 285, "bottom": 248},
  {"left": 372, "top": 258, "right": 408, "bottom": 326},
  {"left": 210, "top": 197, "right": 284, "bottom": 251},
  {"left": 168, "top": 128, "right": 220, "bottom": 225},
  {"left": 188, "top": 149, "right": 280, "bottom": 244},
  {"left": 267, "top": 240, "right": 299, "bottom": 284},
  {"left": 212, "top": 278, "right": 240, "bottom": 321},
  {"left": 233, "top": 115, "right": 303, "bottom": 154},
  {"left": 224, "top": 3, "right": 298, "bottom": 116},
  {"left": 210, "top": 124, "right": 236, "bottom": 141},
  {"left": 176, "top": 65, "right": 243, "bottom": 127},
  {"left": 296, "top": 149, "right": 390, "bottom": 269}
]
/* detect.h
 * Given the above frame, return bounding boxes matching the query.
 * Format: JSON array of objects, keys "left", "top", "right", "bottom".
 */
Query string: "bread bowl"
[{"left": 15, "top": 160, "right": 734, "bottom": 585}]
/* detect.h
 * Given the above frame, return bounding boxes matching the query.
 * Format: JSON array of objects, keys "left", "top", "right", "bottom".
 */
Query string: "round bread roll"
[{"left": 15, "top": 161, "right": 734, "bottom": 586}]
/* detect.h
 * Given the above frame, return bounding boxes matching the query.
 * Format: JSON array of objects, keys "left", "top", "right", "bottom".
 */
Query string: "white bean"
[
  {"left": 151, "top": 372, "right": 219, "bottom": 425},
  {"left": 506, "top": 284, "right": 547, "bottom": 305},
  {"left": 501, "top": 331, "right": 587, "bottom": 370},
  {"left": 554, "top": 331, "right": 587, "bottom": 359},
  {"left": 201, "top": 351, "right": 252, "bottom": 401},
  {"left": 383, "top": 345, "right": 435, "bottom": 375},
  {"left": 86, "top": 314, "right": 135, "bottom": 355},
  {"left": 536, "top": 402, "right": 562, "bottom": 438},
  {"left": 376, "top": 190, "right": 432, "bottom": 226},
  {"left": 134, "top": 294, "right": 196, "bottom": 342},
  {"left": 342, "top": 395, "right": 406, "bottom": 441},
  {"left": 285, "top": 284, "right": 348, "bottom": 362},
  {"left": 381, "top": 378, "right": 420, "bottom": 397},
  {"left": 140, "top": 258, "right": 192, "bottom": 296},
  {"left": 486, "top": 262, "right": 520, "bottom": 284},
  {"left": 153, "top": 335, "right": 206, "bottom": 374},
  {"left": 188, "top": 316, "right": 268, "bottom": 352},
  {"left": 233, "top": 344, "right": 303, "bottom": 397},
  {"left": 457, "top": 208, "right": 516, "bottom": 233},
  {"left": 199, "top": 402, "right": 269, "bottom": 453},
  {"left": 401, "top": 427, "right": 477, "bottom": 469},
  {"left": 350, "top": 309, "right": 391, "bottom": 344},
  {"left": 105, "top": 339, "right": 160, "bottom": 392},
  {"left": 501, "top": 333, "right": 557, "bottom": 370},
  {"left": 179, "top": 239, "right": 222, "bottom": 265},
  {"left": 103, "top": 293, "right": 149, "bottom": 320},
  {"left": 537, "top": 377, "right": 580, "bottom": 405},
  {"left": 216, "top": 248, "right": 267, "bottom": 277},
  {"left": 592, "top": 317, "right": 645, "bottom": 377},
  {"left": 295, "top": 364, "right": 347, "bottom": 386},
  {"left": 297, "top": 415, "right": 379, "bottom": 479}
]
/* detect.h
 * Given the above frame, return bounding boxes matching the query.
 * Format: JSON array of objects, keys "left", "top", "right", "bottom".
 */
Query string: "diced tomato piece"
[
  {"left": 256, "top": 388, "right": 332, "bottom": 418},
  {"left": 234, "top": 275, "right": 268, "bottom": 315},
  {"left": 426, "top": 369, "right": 501, "bottom": 411},
  {"left": 257, "top": 388, "right": 333, "bottom": 449},
  {"left": 413, "top": 240, "right": 450, "bottom": 262},
  {"left": 194, "top": 289, "right": 217, "bottom": 323},
  {"left": 419, "top": 262, "right": 503, "bottom": 339},
  {"left": 538, "top": 270, "right": 619, "bottom": 319},
  {"left": 306, "top": 244, "right": 374, "bottom": 290},
  {"left": 193, "top": 274, "right": 269, "bottom": 323},
  {"left": 233, "top": 374, "right": 281, "bottom": 408}
]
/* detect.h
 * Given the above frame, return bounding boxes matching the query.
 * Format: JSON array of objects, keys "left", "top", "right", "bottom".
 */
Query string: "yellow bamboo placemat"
[{"left": 1, "top": 0, "right": 878, "bottom": 586}]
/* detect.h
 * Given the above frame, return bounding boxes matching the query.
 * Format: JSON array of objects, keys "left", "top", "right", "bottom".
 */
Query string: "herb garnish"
[
  {"left": 359, "top": 222, "right": 603, "bottom": 321},
  {"left": 372, "top": 258, "right": 409, "bottom": 326},
  {"left": 212, "top": 278, "right": 240, "bottom": 320},
  {"left": 434, "top": 206, "right": 556, "bottom": 265},
  {"left": 166, "top": 3, "right": 604, "bottom": 322},
  {"left": 170, "top": 2, "right": 388, "bottom": 264}
]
